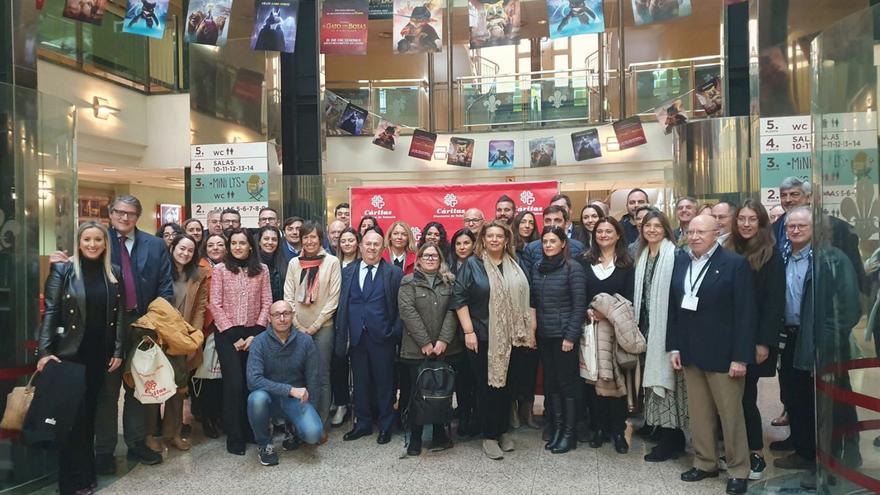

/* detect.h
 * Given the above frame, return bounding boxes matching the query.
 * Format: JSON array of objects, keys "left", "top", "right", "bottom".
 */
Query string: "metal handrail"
[
  {"left": 457, "top": 66, "right": 592, "bottom": 83},
  {"left": 627, "top": 55, "right": 722, "bottom": 70}
]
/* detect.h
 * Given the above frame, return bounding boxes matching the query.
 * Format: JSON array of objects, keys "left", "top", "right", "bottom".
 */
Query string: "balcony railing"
[
  {"left": 324, "top": 79, "right": 430, "bottom": 136},
  {"left": 627, "top": 55, "right": 723, "bottom": 118}
]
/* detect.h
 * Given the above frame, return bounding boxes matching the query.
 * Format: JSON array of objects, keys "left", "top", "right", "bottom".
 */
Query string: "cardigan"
[
  {"left": 208, "top": 263, "right": 272, "bottom": 332},
  {"left": 283, "top": 248, "right": 342, "bottom": 333}
]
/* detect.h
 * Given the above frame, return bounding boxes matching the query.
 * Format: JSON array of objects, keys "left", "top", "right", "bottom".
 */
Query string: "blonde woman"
[
  {"left": 284, "top": 221, "right": 342, "bottom": 425},
  {"left": 382, "top": 220, "right": 416, "bottom": 275},
  {"left": 38, "top": 221, "right": 124, "bottom": 495}
]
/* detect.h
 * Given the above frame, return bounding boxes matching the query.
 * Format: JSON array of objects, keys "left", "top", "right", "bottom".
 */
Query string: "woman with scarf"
[
  {"left": 724, "top": 200, "right": 784, "bottom": 480},
  {"left": 452, "top": 220, "right": 533, "bottom": 460},
  {"left": 257, "top": 226, "right": 289, "bottom": 301},
  {"left": 578, "top": 217, "right": 634, "bottom": 454},
  {"left": 284, "top": 221, "right": 341, "bottom": 426},
  {"left": 634, "top": 210, "right": 688, "bottom": 462},
  {"left": 529, "top": 226, "right": 586, "bottom": 454}
]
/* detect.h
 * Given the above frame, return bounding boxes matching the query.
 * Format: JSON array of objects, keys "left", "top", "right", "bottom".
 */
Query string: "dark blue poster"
[{"left": 251, "top": 0, "right": 300, "bottom": 53}]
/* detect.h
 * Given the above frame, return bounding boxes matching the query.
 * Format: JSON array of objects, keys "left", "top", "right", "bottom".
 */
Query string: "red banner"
[{"left": 350, "top": 181, "right": 559, "bottom": 240}]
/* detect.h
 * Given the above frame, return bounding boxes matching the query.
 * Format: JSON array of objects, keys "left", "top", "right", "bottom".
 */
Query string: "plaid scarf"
[{"left": 297, "top": 255, "right": 324, "bottom": 305}]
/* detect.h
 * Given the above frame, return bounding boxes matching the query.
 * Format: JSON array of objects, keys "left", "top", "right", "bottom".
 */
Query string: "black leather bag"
[{"left": 405, "top": 358, "right": 455, "bottom": 427}]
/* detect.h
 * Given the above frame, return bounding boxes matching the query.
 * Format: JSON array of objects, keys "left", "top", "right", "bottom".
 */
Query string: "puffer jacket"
[
  {"left": 530, "top": 258, "right": 587, "bottom": 342},
  {"left": 123, "top": 297, "right": 204, "bottom": 389},
  {"left": 591, "top": 293, "right": 646, "bottom": 398},
  {"left": 398, "top": 269, "right": 463, "bottom": 361}
]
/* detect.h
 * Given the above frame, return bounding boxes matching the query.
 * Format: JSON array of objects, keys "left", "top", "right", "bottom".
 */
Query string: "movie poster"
[
  {"left": 655, "top": 98, "right": 687, "bottom": 134},
  {"left": 251, "top": 0, "right": 300, "bottom": 53},
  {"left": 185, "top": 0, "right": 233, "bottom": 46},
  {"left": 546, "top": 0, "right": 604, "bottom": 39},
  {"left": 631, "top": 0, "right": 691, "bottom": 26},
  {"left": 369, "top": 0, "right": 393, "bottom": 18},
  {"left": 63, "top": 0, "right": 108, "bottom": 25},
  {"left": 571, "top": 128, "right": 602, "bottom": 161},
  {"left": 321, "top": 0, "right": 369, "bottom": 55},
  {"left": 529, "top": 137, "right": 556, "bottom": 168},
  {"left": 409, "top": 129, "right": 438, "bottom": 160},
  {"left": 468, "top": 0, "right": 521, "bottom": 49},
  {"left": 613, "top": 116, "right": 648, "bottom": 150},
  {"left": 696, "top": 74, "right": 723, "bottom": 117},
  {"left": 372, "top": 120, "right": 399, "bottom": 151},
  {"left": 447, "top": 137, "right": 475, "bottom": 167},
  {"left": 393, "top": 0, "right": 442, "bottom": 54},
  {"left": 337, "top": 102, "right": 369, "bottom": 135},
  {"left": 488, "top": 140, "right": 515, "bottom": 169},
  {"left": 122, "top": 0, "right": 170, "bottom": 39}
]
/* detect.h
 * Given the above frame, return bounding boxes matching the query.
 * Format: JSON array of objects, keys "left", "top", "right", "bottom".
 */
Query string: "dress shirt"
[
  {"left": 784, "top": 244, "right": 811, "bottom": 326},
  {"left": 358, "top": 261, "right": 379, "bottom": 290},
  {"left": 684, "top": 242, "right": 719, "bottom": 297},
  {"left": 116, "top": 232, "right": 134, "bottom": 254},
  {"left": 591, "top": 259, "right": 616, "bottom": 281}
]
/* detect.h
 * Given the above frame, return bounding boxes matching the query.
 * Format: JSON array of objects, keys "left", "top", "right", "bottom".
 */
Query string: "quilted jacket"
[{"left": 590, "top": 293, "right": 646, "bottom": 398}]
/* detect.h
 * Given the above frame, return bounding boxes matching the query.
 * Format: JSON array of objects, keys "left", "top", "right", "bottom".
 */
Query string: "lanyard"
[{"left": 687, "top": 260, "right": 711, "bottom": 294}]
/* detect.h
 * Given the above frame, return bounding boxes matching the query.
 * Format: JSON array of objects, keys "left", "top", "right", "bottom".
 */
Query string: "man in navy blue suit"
[
  {"left": 667, "top": 214, "right": 757, "bottom": 495},
  {"left": 335, "top": 228, "right": 403, "bottom": 445}
]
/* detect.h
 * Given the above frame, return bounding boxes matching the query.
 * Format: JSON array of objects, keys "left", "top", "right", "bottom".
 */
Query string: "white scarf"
[
  {"left": 483, "top": 253, "right": 531, "bottom": 388},
  {"left": 633, "top": 239, "right": 676, "bottom": 398}
]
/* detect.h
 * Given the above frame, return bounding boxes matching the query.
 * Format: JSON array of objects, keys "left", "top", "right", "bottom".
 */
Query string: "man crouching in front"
[{"left": 246, "top": 300, "right": 323, "bottom": 466}]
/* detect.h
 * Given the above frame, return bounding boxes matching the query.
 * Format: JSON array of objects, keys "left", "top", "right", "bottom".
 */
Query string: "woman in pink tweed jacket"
[{"left": 207, "top": 228, "right": 272, "bottom": 456}]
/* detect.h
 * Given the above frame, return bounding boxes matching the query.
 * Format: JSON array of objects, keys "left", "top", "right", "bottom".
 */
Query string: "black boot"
[
  {"left": 551, "top": 398, "right": 578, "bottom": 454},
  {"left": 645, "top": 428, "right": 682, "bottom": 462},
  {"left": 544, "top": 395, "right": 564, "bottom": 450}
]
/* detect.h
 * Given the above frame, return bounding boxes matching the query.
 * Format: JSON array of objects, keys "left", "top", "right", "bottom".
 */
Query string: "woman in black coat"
[
  {"left": 724, "top": 199, "right": 784, "bottom": 478},
  {"left": 530, "top": 226, "right": 586, "bottom": 453},
  {"left": 37, "top": 221, "right": 125, "bottom": 495}
]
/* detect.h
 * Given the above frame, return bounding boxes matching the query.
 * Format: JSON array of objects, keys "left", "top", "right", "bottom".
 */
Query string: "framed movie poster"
[
  {"left": 529, "top": 137, "right": 556, "bottom": 167},
  {"left": 320, "top": 0, "right": 369, "bottom": 55},
  {"left": 631, "top": 0, "right": 691, "bottom": 26},
  {"left": 157, "top": 204, "right": 183, "bottom": 229},
  {"left": 571, "top": 128, "right": 602, "bottom": 161},
  {"left": 393, "top": 0, "right": 442, "bottom": 54},
  {"left": 123, "top": 0, "right": 171, "bottom": 39},
  {"left": 372, "top": 120, "right": 400, "bottom": 150},
  {"left": 408, "top": 129, "right": 438, "bottom": 160},
  {"left": 613, "top": 116, "right": 648, "bottom": 150},
  {"left": 185, "top": 0, "right": 234, "bottom": 46},
  {"left": 63, "top": 0, "right": 108, "bottom": 25},
  {"left": 545, "top": 0, "right": 604, "bottom": 39},
  {"left": 251, "top": 0, "right": 301, "bottom": 53},
  {"left": 488, "top": 139, "right": 515, "bottom": 169},
  {"left": 447, "top": 137, "right": 475, "bottom": 167},
  {"left": 468, "top": 0, "right": 521, "bottom": 49}
]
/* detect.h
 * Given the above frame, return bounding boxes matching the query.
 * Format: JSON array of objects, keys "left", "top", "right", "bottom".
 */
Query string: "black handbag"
[{"left": 405, "top": 358, "right": 456, "bottom": 427}]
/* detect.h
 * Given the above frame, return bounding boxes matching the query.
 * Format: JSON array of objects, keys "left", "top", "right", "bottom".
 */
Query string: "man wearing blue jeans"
[{"left": 246, "top": 301, "right": 323, "bottom": 466}]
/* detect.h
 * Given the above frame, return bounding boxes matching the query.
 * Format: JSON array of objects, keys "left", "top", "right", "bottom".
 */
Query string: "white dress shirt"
[
  {"left": 684, "top": 242, "right": 719, "bottom": 297},
  {"left": 358, "top": 261, "right": 379, "bottom": 290}
]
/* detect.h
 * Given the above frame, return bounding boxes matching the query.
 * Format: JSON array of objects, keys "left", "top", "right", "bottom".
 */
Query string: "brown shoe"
[
  {"left": 164, "top": 436, "right": 191, "bottom": 451},
  {"left": 145, "top": 436, "right": 166, "bottom": 453}
]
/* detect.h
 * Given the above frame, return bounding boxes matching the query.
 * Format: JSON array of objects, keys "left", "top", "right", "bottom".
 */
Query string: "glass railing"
[
  {"left": 37, "top": 0, "right": 183, "bottom": 94},
  {"left": 627, "top": 56, "right": 723, "bottom": 118},
  {"left": 324, "top": 79, "right": 429, "bottom": 136}
]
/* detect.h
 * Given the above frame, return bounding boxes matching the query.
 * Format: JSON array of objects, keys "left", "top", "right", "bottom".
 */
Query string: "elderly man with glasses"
[{"left": 246, "top": 300, "right": 324, "bottom": 467}]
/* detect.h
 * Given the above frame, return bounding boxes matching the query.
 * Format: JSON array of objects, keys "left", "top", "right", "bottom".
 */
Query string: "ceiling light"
[
  {"left": 103, "top": 167, "right": 117, "bottom": 172},
  {"left": 92, "top": 96, "right": 120, "bottom": 120}
]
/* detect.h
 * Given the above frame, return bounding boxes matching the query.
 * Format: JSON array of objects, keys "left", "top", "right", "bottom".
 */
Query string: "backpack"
[{"left": 405, "top": 358, "right": 455, "bottom": 427}]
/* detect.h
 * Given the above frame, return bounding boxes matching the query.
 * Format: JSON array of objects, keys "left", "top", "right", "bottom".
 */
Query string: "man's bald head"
[
  {"left": 464, "top": 208, "right": 485, "bottom": 234},
  {"left": 687, "top": 214, "right": 720, "bottom": 257},
  {"left": 328, "top": 220, "right": 346, "bottom": 248},
  {"left": 269, "top": 300, "right": 294, "bottom": 332}
]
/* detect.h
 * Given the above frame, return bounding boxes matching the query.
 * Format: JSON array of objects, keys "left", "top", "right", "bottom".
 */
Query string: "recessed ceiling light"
[
  {"left": 537, "top": 20, "right": 547, "bottom": 24},
  {"left": 103, "top": 168, "right": 117, "bottom": 172}
]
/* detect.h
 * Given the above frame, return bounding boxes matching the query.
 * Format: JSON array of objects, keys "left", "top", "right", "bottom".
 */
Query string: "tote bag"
[
  {"left": 131, "top": 337, "right": 176, "bottom": 404},
  {"left": 578, "top": 320, "right": 598, "bottom": 382},
  {"left": 193, "top": 333, "right": 222, "bottom": 380},
  {"left": 1, "top": 372, "right": 37, "bottom": 431}
]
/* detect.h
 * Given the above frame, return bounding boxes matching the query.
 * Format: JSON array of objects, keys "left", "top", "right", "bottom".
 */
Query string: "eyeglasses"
[
  {"left": 270, "top": 311, "right": 293, "bottom": 318},
  {"left": 421, "top": 254, "right": 439, "bottom": 260},
  {"left": 163, "top": 233, "right": 177, "bottom": 239},
  {"left": 686, "top": 229, "right": 715, "bottom": 237},
  {"left": 464, "top": 218, "right": 483, "bottom": 224},
  {"left": 111, "top": 209, "right": 138, "bottom": 219},
  {"left": 785, "top": 223, "right": 810, "bottom": 232}
]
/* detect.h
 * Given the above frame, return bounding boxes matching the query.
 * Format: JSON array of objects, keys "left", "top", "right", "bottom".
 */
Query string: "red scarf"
[{"left": 297, "top": 256, "right": 324, "bottom": 305}]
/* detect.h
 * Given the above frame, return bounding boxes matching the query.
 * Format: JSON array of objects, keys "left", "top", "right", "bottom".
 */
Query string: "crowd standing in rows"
[{"left": 36, "top": 175, "right": 866, "bottom": 494}]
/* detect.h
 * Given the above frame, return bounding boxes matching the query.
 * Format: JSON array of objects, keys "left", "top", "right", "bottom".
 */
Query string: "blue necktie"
[{"left": 362, "top": 264, "right": 375, "bottom": 295}]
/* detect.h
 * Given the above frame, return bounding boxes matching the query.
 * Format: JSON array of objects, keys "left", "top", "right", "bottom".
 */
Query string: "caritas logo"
[
  {"left": 411, "top": 226, "right": 422, "bottom": 242},
  {"left": 364, "top": 194, "right": 393, "bottom": 218},
  {"left": 518, "top": 190, "right": 542, "bottom": 214},
  {"left": 435, "top": 192, "right": 464, "bottom": 218},
  {"left": 443, "top": 193, "right": 458, "bottom": 208},
  {"left": 371, "top": 195, "right": 385, "bottom": 209}
]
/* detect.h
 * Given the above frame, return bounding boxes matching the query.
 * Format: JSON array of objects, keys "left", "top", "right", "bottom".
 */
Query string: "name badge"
[{"left": 681, "top": 294, "right": 699, "bottom": 311}]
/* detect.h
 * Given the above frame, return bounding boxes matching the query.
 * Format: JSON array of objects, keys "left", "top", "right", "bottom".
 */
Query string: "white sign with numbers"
[{"left": 190, "top": 143, "right": 269, "bottom": 228}]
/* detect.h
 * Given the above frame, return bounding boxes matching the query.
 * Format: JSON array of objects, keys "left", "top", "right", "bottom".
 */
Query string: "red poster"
[
  {"left": 613, "top": 116, "right": 648, "bottom": 150},
  {"left": 350, "top": 181, "right": 559, "bottom": 239},
  {"left": 320, "top": 0, "right": 369, "bottom": 55},
  {"left": 408, "top": 129, "right": 437, "bottom": 160}
]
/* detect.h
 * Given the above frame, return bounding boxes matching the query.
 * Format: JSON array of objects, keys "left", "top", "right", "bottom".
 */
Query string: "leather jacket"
[{"left": 38, "top": 262, "right": 126, "bottom": 360}]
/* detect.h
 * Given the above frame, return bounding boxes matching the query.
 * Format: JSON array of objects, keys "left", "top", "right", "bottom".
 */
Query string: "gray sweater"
[{"left": 246, "top": 326, "right": 320, "bottom": 404}]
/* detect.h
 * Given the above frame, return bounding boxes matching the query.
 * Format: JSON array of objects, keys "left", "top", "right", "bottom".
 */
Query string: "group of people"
[{"left": 35, "top": 175, "right": 864, "bottom": 494}]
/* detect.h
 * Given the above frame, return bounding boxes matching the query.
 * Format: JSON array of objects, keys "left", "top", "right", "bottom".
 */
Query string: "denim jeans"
[{"left": 247, "top": 389, "right": 323, "bottom": 447}]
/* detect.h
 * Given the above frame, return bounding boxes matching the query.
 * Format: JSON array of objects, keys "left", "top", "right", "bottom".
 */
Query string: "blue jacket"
[
  {"left": 334, "top": 259, "right": 404, "bottom": 357},
  {"left": 521, "top": 237, "right": 585, "bottom": 282},
  {"left": 246, "top": 327, "right": 320, "bottom": 403},
  {"left": 109, "top": 227, "right": 173, "bottom": 315}
]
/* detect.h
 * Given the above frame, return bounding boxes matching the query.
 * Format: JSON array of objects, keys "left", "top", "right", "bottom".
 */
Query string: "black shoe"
[
  {"left": 588, "top": 429, "right": 605, "bottom": 449},
  {"left": 377, "top": 430, "right": 392, "bottom": 444},
  {"left": 203, "top": 419, "right": 220, "bottom": 439},
  {"left": 726, "top": 478, "right": 747, "bottom": 495},
  {"left": 635, "top": 424, "right": 659, "bottom": 441},
  {"left": 611, "top": 433, "right": 628, "bottom": 454},
  {"left": 127, "top": 442, "right": 162, "bottom": 465},
  {"left": 644, "top": 443, "right": 680, "bottom": 462},
  {"left": 431, "top": 425, "right": 452, "bottom": 451},
  {"left": 749, "top": 453, "right": 767, "bottom": 480},
  {"left": 769, "top": 437, "right": 794, "bottom": 451},
  {"left": 644, "top": 428, "right": 684, "bottom": 462},
  {"left": 282, "top": 431, "right": 301, "bottom": 451},
  {"left": 258, "top": 444, "right": 279, "bottom": 466},
  {"left": 343, "top": 427, "right": 372, "bottom": 441},
  {"left": 680, "top": 467, "right": 719, "bottom": 482},
  {"left": 95, "top": 453, "right": 116, "bottom": 475},
  {"left": 545, "top": 395, "right": 563, "bottom": 451},
  {"left": 551, "top": 398, "right": 578, "bottom": 454},
  {"left": 407, "top": 435, "right": 422, "bottom": 456},
  {"left": 226, "top": 440, "right": 246, "bottom": 456}
]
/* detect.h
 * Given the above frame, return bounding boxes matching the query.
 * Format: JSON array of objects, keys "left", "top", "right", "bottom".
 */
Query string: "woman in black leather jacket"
[{"left": 37, "top": 221, "right": 125, "bottom": 495}]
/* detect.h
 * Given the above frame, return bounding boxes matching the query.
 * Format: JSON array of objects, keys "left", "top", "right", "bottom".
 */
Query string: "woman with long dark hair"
[
  {"left": 38, "top": 221, "right": 124, "bottom": 495},
  {"left": 449, "top": 228, "right": 476, "bottom": 273},
  {"left": 509, "top": 210, "right": 541, "bottom": 430},
  {"left": 512, "top": 211, "right": 538, "bottom": 258},
  {"left": 357, "top": 215, "right": 382, "bottom": 237},
  {"left": 573, "top": 204, "right": 606, "bottom": 248},
  {"left": 447, "top": 227, "right": 478, "bottom": 436},
  {"left": 418, "top": 221, "right": 449, "bottom": 255},
  {"left": 256, "top": 226, "right": 289, "bottom": 301},
  {"left": 336, "top": 227, "right": 361, "bottom": 269},
  {"left": 725, "top": 199, "right": 784, "bottom": 480},
  {"left": 182, "top": 218, "right": 205, "bottom": 249},
  {"left": 578, "top": 217, "right": 635, "bottom": 454},
  {"left": 208, "top": 228, "right": 273, "bottom": 455}
]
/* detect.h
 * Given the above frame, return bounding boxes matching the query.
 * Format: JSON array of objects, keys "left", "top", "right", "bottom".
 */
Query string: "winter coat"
[
  {"left": 590, "top": 292, "right": 647, "bottom": 398},
  {"left": 529, "top": 258, "right": 587, "bottom": 343},
  {"left": 398, "top": 270, "right": 463, "bottom": 361}
]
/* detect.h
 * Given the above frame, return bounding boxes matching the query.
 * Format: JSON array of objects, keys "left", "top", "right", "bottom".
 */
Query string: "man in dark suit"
[
  {"left": 334, "top": 228, "right": 404, "bottom": 444},
  {"left": 667, "top": 215, "right": 757, "bottom": 495},
  {"left": 620, "top": 188, "right": 649, "bottom": 244}
]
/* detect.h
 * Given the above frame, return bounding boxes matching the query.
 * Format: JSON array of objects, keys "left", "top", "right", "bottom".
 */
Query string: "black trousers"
[
  {"left": 539, "top": 337, "right": 581, "bottom": 400},
  {"left": 508, "top": 347, "right": 539, "bottom": 402},
  {"left": 330, "top": 354, "right": 351, "bottom": 406},
  {"left": 454, "top": 353, "right": 476, "bottom": 423},
  {"left": 592, "top": 395, "right": 628, "bottom": 434},
  {"left": 215, "top": 325, "right": 261, "bottom": 444},
  {"left": 780, "top": 334, "right": 816, "bottom": 461},
  {"left": 742, "top": 367, "right": 763, "bottom": 451},
  {"left": 190, "top": 375, "right": 223, "bottom": 423},
  {"left": 467, "top": 341, "right": 511, "bottom": 440},
  {"left": 59, "top": 354, "right": 104, "bottom": 495}
]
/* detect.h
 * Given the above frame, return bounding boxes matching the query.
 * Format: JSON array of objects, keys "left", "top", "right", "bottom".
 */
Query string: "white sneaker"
[{"left": 331, "top": 405, "right": 348, "bottom": 426}]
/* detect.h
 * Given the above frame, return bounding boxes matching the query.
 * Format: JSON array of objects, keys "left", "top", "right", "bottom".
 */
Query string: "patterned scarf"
[
  {"left": 483, "top": 252, "right": 532, "bottom": 388},
  {"left": 297, "top": 255, "right": 324, "bottom": 305}
]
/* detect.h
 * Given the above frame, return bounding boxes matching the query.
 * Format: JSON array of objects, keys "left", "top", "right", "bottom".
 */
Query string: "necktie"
[
  {"left": 394, "top": 257, "right": 403, "bottom": 269},
  {"left": 118, "top": 235, "right": 138, "bottom": 311},
  {"left": 363, "top": 264, "right": 375, "bottom": 295}
]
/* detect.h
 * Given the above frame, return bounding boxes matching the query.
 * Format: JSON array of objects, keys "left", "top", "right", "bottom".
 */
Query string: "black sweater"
[{"left": 579, "top": 259, "right": 635, "bottom": 305}]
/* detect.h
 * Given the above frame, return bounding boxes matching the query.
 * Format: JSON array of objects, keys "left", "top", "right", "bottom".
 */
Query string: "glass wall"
[
  {"left": 811, "top": 5, "right": 879, "bottom": 493},
  {"left": 0, "top": 83, "right": 76, "bottom": 493}
]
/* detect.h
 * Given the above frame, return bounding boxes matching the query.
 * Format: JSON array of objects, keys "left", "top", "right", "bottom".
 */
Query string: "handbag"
[
  {"left": 1, "top": 372, "right": 38, "bottom": 431},
  {"left": 193, "top": 333, "right": 222, "bottom": 380},
  {"left": 616, "top": 346, "right": 639, "bottom": 371},
  {"left": 131, "top": 336, "right": 176, "bottom": 404},
  {"left": 578, "top": 320, "right": 598, "bottom": 381}
]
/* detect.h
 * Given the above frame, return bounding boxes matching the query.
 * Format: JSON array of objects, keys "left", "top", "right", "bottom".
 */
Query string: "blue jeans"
[{"left": 247, "top": 390, "right": 323, "bottom": 446}]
